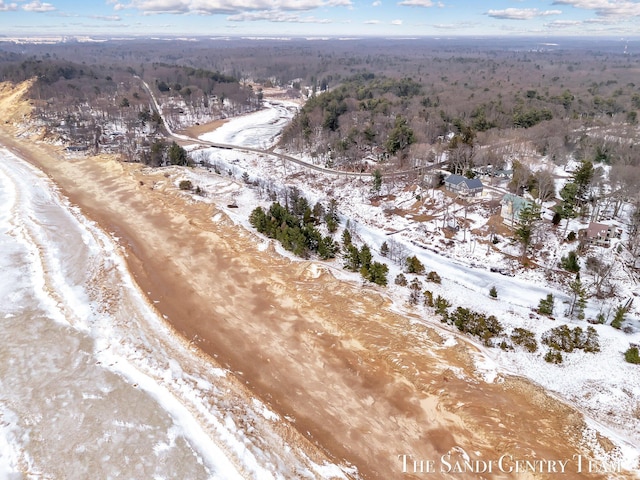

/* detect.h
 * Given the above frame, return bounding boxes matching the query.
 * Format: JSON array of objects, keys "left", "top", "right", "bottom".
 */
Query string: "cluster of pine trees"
[
  {"left": 341, "top": 229, "right": 388, "bottom": 286},
  {"left": 249, "top": 202, "right": 338, "bottom": 259}
]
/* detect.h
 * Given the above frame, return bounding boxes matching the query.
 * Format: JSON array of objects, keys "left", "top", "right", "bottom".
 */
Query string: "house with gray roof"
[{"left": 444, "top": 174, "right": 484, "bottom": 197}]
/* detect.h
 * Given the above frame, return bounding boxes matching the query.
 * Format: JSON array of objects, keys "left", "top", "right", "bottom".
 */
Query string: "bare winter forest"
[
  {"left": 2, "top": 36, "right": 639, "bottom": 264},
  {"left": 1, "top": 37, "right": 639, "bottom": 168}
]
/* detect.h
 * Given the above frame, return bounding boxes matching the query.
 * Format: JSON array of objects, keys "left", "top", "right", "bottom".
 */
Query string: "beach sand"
[{"left": 0, "top": 81, "right": 624, "bottom": 479}]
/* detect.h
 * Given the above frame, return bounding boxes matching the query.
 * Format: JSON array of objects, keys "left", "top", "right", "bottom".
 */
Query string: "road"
[{"left": 137, "top": 76, "right": 446, "bottom": 179}]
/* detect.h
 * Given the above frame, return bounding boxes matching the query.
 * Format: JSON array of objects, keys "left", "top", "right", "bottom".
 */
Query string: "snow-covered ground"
[
  {"left": 168, "top": 100, "right": 640, "bottom": 472},
  {"left": 200, "top": 101, "right": 299, "bottom": 149}
]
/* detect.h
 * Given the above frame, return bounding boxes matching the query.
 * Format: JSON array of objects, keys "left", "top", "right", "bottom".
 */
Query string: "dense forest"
[{"left": 1, "top": 37, "right": 639, "bottom": 175}]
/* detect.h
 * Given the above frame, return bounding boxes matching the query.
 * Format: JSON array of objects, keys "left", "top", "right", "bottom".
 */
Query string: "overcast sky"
[{"left": 1, "top": 0, "right": 639, "bottom": 37}]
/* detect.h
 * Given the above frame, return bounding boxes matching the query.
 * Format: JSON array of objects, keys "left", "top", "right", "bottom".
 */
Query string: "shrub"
[
  {"left": 511, "top": 328, "right": 538, "bottom": 353},
  {"left": 449, "top": 307, "right": 503, "bottom": 346},
  {"left": 435, "top": 295, "right": 451, "bottom": 319},
  {"left": 394, "top": 273, "right": 408, "bottom": 286},
  {"left": 179, "top": 180, "right": 193, "bottom": 191},
  {"left": 424, "top": 290, "right": 434, "bottom": 308},
  {"left": 489, "top": 286, "right": 498, "bottom": 298},
  {"left": 542, "top": 325, "right": 600, "bottom": 354},
  {"left": 427, "top": 271, "right": 441, "bottom": 284},
  {"left": 406, "top": 255, "right": 425, "bottom": 274},
  {"left": 544, "top": 350, "right": 563, "bottom": 364},
  {"left": 625, "top": 347, "right": 640, "bottom": 364}
]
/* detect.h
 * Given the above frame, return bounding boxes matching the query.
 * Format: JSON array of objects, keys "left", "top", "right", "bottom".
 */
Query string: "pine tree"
[
  {"left": 538, "top": 294, "right": 554, "bottom": 316},
  {"left": 611, "top": 304, "right": 628, "bottom": 329},
  {"left": 568, "top": 274, "right": 587, "bottom": 319},
  {"left": 344, "top": 244, "right": 361, "bottom": 271},
  {"left": 514, "top": 202, "right": 541, "bottom": 258},
  {"left": 342, "top": 229, "right": 352, "bottom": 249},
  {"left": 366, "top": 262, "right": 389, "bottom": 286},
  {"left": 371, "top": 169, "right": 383, "bottom": 194},
  {"left": 489, "top": 286, "right": 498, "bottom": 298},
  {"left": 380, "top": 241, "right": 389, "bottom": 257},
  {"left": 405, "top": 255, "right": 425, "bottom": 274},
  {"left": 560, "top": 250, "right": 580, "bottom": 273}
]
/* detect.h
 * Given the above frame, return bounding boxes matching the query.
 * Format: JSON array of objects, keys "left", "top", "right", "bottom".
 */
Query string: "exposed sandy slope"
[{"left": 0, "top": 81, "right": 634, "bottom": 479}]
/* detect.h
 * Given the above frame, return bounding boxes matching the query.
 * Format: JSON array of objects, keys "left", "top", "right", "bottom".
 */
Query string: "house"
[
  {"left": 444, "top": 174, "right": 483, "bottom": 197},
  {"left": 582, "top": 222, "right": 621, "bottom": 248},
  {"left": 500, "top": 194, "right": 533, "bottom": 226}
]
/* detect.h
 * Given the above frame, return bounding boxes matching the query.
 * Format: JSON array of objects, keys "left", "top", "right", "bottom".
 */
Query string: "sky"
[{"left": 0, "top": 0, "right": 639, "bottom": 38}]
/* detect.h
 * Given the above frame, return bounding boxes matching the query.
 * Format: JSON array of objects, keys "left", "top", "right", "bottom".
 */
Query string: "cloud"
[
  {"left": 89, "top": 15, "right": 122, "bottom": 21},
  {"left": 0, "top": 0, "right": 18, "bottom": 11},
  {"left": 391, "top": 19, "right": 402, "bottom": 24},
  {"left": 227, "top": 10, "right": 331, "bottom": 23},
  {"left": 552, "top": 0, "right": 640, "bottom": 17},
  {"left": 364, "top": 19, "right": 380, "bottom": 23},
  {"left": 21, "top": 0, "right": 56, "bottom": 12},
  {"left": 372, "top": 0, "right": 381, "bottom": 5},
  {"left": 398, "top": 0, "right": 433, "bottom": 6},
  {"left": 545, "top": 19, "right": 583, "bottom": 28},
  {"left": 486, "top": 8, "right": 562, "bottom": 20},
  {"left": 122, "top": 0, "right": 352, "bottom": 15}
]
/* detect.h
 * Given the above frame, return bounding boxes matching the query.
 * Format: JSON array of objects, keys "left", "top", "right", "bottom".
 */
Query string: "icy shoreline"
[{"left": 0, "top": 146, "right": 348, "bottom": 479}]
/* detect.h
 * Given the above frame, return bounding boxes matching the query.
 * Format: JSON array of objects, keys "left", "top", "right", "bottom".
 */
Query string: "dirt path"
[{"left": 0, "top": 84, "right": 632, "bottom": 479}]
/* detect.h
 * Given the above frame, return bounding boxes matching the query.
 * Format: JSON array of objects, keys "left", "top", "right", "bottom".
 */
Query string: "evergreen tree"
[
  {"left": 168, "top": 141, "right": 190, "bottom": 166},
  {"left": 538, "top": 294, "right": 554, "bottom": 316},
  {"left": 611, "top": 304, "right": 628, "bottom": 329},
  {"left": 342, "top": 229, "right": 352, "bottom": 249},
  {"left": 573, "top": 159, "right": 594, "bottom": 201},
  {"left": 560, "top": 250, "right": 580, "bottom": 273},
  {"left": 405, "top": 255, "right": 425, "bottom": 274},
  {"left": 625, "top": 346, "right": 640, "bottom": 364},
  {"left": 489, "top": 286, "right": 498, "bottom": 298},
  {"left": 557, "top": 182, "right": 579, "bottom": 232},
  {"left": 367, "top": 261, "right": 389, "bottom": 286},
  {"left": 344, "top": 244, "right": 361, "bottom": 271},
  {"left": 371, "top": 169, "right": 383, "bottom": 194},
  {"left": 359, "top": 244, "right": 372, "bottom": 271},
  {"left": 318, "top": 235, "right": 338, "bottom": 260},
  {"left": 385, "top": 115, "right": 415, "bottom": 156},
  {"left": 325, "top": 198, "right": 339, "bottom": 233},
  {"left": 380, "top": 241, "right": 389, "bottom": 257},
  {"left": 514, "top": 202, "right": 541, "bottom": 258},
  {"left": 568, "top": 274, "right": 587, "bottom": 319}
]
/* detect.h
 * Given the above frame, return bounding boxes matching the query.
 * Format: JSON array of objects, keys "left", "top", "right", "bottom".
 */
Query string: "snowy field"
[
  {"left": 0, "top": 147, "right": 348, "bottom": 479},
  {"left": 173, "top": 101, "right": 640, "bottom": 472}
]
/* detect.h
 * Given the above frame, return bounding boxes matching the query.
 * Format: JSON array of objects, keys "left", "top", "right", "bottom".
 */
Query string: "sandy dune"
[{"left": 0, "top": 81, "right": 632, "bottom": 479}]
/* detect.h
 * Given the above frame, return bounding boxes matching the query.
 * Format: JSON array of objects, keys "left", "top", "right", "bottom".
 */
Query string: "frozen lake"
[{"left": 0, "top": 148, "right": 243, "bottom": 479}]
